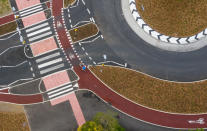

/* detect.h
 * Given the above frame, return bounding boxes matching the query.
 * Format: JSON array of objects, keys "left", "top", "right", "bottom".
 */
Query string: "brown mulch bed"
[
  {"left": 69, "top": 23, "right": 98, "bottom": 43},
  {"left": 135, "top": 0, "right": 207, "bottom": 37},
  {"left": 0, "top": 21, "right": 17, "bottom": 36},
  {"left": 64, "top": 0, "right": 76, "bottom": 8},
  {"left": 0, "top": 103, "right": 30, "bottom": 131},
  {"left": 90, "top": 66, "right": 207, "bottom": 114},
  {"left": 0, "top": 0, "right": 12, "bottom": 17}
]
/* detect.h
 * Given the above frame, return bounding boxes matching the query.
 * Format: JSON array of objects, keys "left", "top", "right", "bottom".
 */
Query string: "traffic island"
[
  {"left": 90, "top": 66, "right": 207, "bottom": 114},
  {"left": 0, "top": 103, "right": 30, "bottom": 131},
  {"left": 0, "top": 21, "right": 17, "bottom": 36},
  {"left": 135, "top": 0, "right": 207, "bottom": 37},
  {"left": 69, "top": 23, "right": 99, "bottom": 43}
]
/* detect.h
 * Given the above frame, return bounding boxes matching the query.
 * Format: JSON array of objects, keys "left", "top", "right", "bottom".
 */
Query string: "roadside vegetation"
[
  {"left": 90, "top": 66, "right": 207, "bottom": 114},
  {"left": 0, "top": 21, "right": 17, "bottom": 36},
  {"left": 78, "top": 111, "right": 125, "bottom": 131},
  {"left": 0, "top": 0, "right": 12, "bottom": 17},
  {"left": 64, "top": 0, "right": 76, "bottom": 8},
  {"left": 136, "top": 0, "right": 207, "bottom": 37},
  {"left": 69, "top": 23, "right": 98, "bottom": 43},
  {"left": 0, "top": 103, "right": 30, "bottom": 131}
]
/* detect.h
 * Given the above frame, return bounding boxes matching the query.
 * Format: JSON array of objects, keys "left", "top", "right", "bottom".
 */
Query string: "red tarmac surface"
[
  {"left": 15, "top": 0, "right": 40, "bottom": 10},
  {"left": 0, "top": 93, "right": 43, "bottom": 104},
  {"left": 52, "top": 0, "right": 207, "bottom": 128},
  {"left": 30, "top": 37, "right": 58, "bottom": 57},
  {"left": 0, "top": 14, "right": 15, "bottom": 25},
  {"left": 43, "top": 70, "right": 71, "bottom": 91},
  {"left": 22, "top": 11, "right": 46, "bottom": 27},
  {"left": 0, "top": 88, "right": 8, "bottom": 93}
]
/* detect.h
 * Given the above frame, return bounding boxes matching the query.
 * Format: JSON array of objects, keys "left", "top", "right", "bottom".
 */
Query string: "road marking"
[
  {"left": 21, "top": 7, "right": 43, "bottom": 17},
  {"left": 48, "top": 84, "right": 72, "bottom": 95},
  {"left": 27, "top": 27, "right": 50, "bottom": 37},
  {"left": 49, "top": 87, "right": 74, "bottom": 98},
  {"left": 29, "top": 31, "right": 52, "bottom": 42},
  {"left": 38, "top": 58, "right": 62, "bottom": 69},
  {"left": 40, "top": 63, "right": 65, "bottom": 74},
  {"left": 26, "top": 22, "right": 49, "bottom": 33},
  {"left": 20, "top": 5, "right": 42, "bottom": 14},
  {"left": 87, "top": 8, "right": 90, "bottom": 14}
]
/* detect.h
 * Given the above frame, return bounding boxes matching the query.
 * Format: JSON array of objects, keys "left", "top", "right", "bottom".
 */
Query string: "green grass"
[{"left": 90, "top": 66, "right": 207, "bottom": 114}]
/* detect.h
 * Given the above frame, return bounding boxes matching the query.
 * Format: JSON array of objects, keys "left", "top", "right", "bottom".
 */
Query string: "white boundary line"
[
  {"left": 69, "top": 22, "right": 100, "bottom": 44},
  {"left": 89, "top": 65, "right": 207, "bottom": 115},
  {"left": 1, "top": 61, "right": 27, "bottom": 68},
  {"left": 0, "top": 32, "right": 18, "bottom": 40},
  {"left": 70, "top": 0, "right": 80, "bottom": 8},
  {"left": 76, "top": 89, "right": 204, "bottom": 130},
  {"left": 0, "top": 45, "right": 23, "bottom": 57}
]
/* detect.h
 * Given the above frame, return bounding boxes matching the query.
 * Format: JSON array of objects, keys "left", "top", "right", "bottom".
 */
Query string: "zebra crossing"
[
  {"left": 18, "top": 4, "right": 45, "bottom": 18},
  {"left": 46, "top": 82, "right": 78, "bottom": 100},
  {"left": 24, "top": 20, "right": 53, "bottom": 43},
  {"left": 32, "top": 49, "right": 70, "bottom": 76}
]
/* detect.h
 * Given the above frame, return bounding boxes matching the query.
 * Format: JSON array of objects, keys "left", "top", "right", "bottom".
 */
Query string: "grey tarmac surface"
[
  {"left": 76, "top": 90, "right": 180, "bottom": 131},
  {"left": 24, "top": 101, "right": 78, "bottom": 131},
  {"left": 82, "top": 0, "right": 207, "bottom": 82}
]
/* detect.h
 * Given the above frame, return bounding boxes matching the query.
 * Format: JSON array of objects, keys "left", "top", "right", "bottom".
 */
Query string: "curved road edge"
[{"left": 122, "top": 0, "right": 207, "bottom": 52}]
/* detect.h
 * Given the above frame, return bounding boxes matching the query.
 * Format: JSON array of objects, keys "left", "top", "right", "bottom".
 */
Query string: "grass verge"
[
  {"left": 135, "top": 0, "right": 207, "bottom": 37},
  {"left": 0, "top": 103, "right": 30, "bottom": 131},
  {"left": 90, "top": 66, "right": 207, "bottom": 114},
  {"left": 69, "top": 23, "right": 98, "bottom": 43},
  {"left": 64, "top": 0, "right": 76, "bottom": 8},
  {"left": 0, "top": 0, "right": 12, "bottom": 17},
  {"left": 0, "top": 21, "right": 17, "bottom": 36}
]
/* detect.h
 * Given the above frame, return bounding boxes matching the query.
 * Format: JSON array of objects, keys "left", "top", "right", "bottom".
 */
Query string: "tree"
[
  {"left": 77, "top": 121, "right": 103, "bottom": 131},
  {"left": 93, "top": 112, "right": 125, "bottom": 131},
  {"left": 78, "top": 112, "right": 125, "bottom": 131}
]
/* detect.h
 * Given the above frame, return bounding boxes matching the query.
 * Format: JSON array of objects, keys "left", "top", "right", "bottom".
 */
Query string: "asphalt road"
[{"left": 84, "top": 0, "right": 207, "bottom": 82}]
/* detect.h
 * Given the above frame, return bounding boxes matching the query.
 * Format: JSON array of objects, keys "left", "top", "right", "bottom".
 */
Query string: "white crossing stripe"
[
  {"left": 26, "top": 22, "right": 49, "bottom": 33},
  {"left": 40, "top": 63, "right": 65, "bottom": 74},
  {"left": 20, "top": 5, "right": 42, "bottom": 14},
  {"left": 49, "top": 87, "right": 74, "bottom": 98},
  {"left": 29, "top": 31, "right": 52, "bottom": 42},
  {"left": 21, "top": 7, "right": 43, "bottom": 17},
  {"left": 38, "top": 58, "right": 62, "bottom": 69},
  {"left": 36, "top": 52, "right": 60, "bottom": 63},
  {"left": 48, "top": 84, "right": 72, "bottom": 95},
  {"left": 27, "top": 27, "right": 50, "bottom": 37}
]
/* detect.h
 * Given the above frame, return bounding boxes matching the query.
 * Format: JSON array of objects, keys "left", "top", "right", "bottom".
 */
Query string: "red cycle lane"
[
  {"left": 52, "top": 0, "right": 207, "bottom": 129},
  {"left": 0, "top": 14, "right": 15, "bottom": 25},
  {"left": 0, "top": 93, "right": 43, "bottom": 104}
]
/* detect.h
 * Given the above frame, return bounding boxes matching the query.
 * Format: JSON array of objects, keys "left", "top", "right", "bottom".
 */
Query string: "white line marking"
[
  {"left": 48, "top": 84, "right": 72, "bottom": 95},
  {"left": 27, "top": 27, "right": 50, "bottom": 37},
  {"left": 87, "top": 8, "right": 90, "bottom": 14},
  {"left": 38, "top": 58, "right": 62, "bottom": 69},
  {"left": 40, "top": 63, "right": 65, "bottom": 74},
  {"left": 20, "top": 5, "right": 42, "bottom": 14},
  {"left": 26, "top": 23, "right": 49, "bottom": 33},
  {"left": 29, "top": 31, "right": 52, "bottom": 42},
  {"left": 36, "top": 52, "right": 61, "bottom": 63},
  {"left": 49, "top": 87, "right": 74, "bottom": 98},
  {"left": 21, "top": 7, "right": 43, "bottom": 17}
]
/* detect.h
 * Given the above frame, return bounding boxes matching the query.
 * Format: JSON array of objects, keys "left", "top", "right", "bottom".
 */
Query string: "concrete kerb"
[
  {"left": 70, "top": 0, "right": 80, "bottom": 8},
  {"left": 88, "top": 65, "right": 207, "bottom": 115},
  {"left": 77, "top": 89, "right": 203, "bottom": 130},
  {"left": 23, "top": 107, "right": 32, "bottom": 131},
  {"left": 123, "top": 0, "right": 207, "bottom": 52}
]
